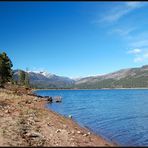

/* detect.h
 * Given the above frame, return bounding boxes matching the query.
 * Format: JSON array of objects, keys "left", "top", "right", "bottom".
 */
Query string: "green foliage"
[
  {"left": 25, "top": 72, "right": 30, "bottom": 88},
  {"left": 18, "top": 70, "right": 30, "bottom": 88},
  {"left": 19, "top": 70, "right": 25, "bottom": 85},
  {"left": 0, "top": 52, "right": 13, "bottom": 86},
  {"left": 74, "top": 72, "right": 148, "bottom": 89}
]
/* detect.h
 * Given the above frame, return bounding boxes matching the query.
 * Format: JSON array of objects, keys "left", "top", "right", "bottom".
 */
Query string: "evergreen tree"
[
  {"left": 25, "top": 72, "right": 30, "bottom": 88},
  {"left": 0, "top": 52, "right": 13, "bottom": 86},
  {"left": 19, "top": 70, "right": 25, "bottom": 85}
]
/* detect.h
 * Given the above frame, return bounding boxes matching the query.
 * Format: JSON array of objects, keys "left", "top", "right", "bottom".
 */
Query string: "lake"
[{"left": 34, "top": 89, "right": 148, "bottom": 146}]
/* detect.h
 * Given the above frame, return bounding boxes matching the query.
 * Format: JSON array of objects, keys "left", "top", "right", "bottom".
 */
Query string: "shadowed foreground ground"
[{"left": 0, "top": 85, "right": 117, "bottom": 146}]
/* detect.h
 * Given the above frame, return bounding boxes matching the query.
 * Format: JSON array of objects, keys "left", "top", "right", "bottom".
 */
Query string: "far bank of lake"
[{"left": 33, "top": 87, "right": 148, "bottom": 91}]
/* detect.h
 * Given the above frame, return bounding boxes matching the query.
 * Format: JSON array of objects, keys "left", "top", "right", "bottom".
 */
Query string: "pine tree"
[
  {"left": 25, "top": 72, "right": 30, "bottom": 88},
  {"left": 0, "top": 52, "right": 13, "bottom": 87},
  {"left": 19, "top": 70, "right": 25, "bottom": 85}
]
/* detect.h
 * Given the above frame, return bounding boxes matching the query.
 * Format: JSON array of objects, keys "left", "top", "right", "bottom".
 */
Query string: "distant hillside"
[
  {"left": 13, "top": 65, "right": 148, "bottom": 89},
  {"left": 13, "top": 70, "right": 75, "bottom": 89},
  {"left": 74, "top": 65, "right": 148, "bottom": 89}
]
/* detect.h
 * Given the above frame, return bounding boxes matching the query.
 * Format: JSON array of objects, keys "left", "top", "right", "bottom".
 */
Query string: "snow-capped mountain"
[
  {"left": 28, "top": 70, "right": 55, "bottom": 78},
  {"left": 13, "top": 70, "right": 75, "bottom": 88},
  {"left": 39, "top": 71, "right": 55, "bottom": 78}
]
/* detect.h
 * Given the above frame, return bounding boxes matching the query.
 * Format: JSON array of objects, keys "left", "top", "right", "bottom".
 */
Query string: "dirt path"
[{"left": 0, "top": 88, "right": 117, "bottom": 146}]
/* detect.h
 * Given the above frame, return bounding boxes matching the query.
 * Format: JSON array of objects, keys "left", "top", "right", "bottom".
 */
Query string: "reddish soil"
[{"left": 0, "top": 84, "right": 117, "bottom": 146}]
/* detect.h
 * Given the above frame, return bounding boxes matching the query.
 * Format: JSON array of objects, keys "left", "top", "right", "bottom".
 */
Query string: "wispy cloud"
[
  {"left": 28, "top": 67, "right": 48, "bottom": 73},
  {"left": 108, "top": 15, "right": 148, "bottom": 64},
  {"left": 126, "top": 31, "right": 148, "bottom": 62},
  {"left": 134, "top": 51, "right": 148, "bottom": 63},
  {"left": 110, "top": 27, "right": 136, "bottom": 39},
  {"left": 127, "top": 31, "right": 148, "bottom": 63},
  {"left": 130, "top": 39, "right": 148, "bottom": 48},
  {"left": 128, "top": 48, "right": 142, "bottom": 54},
  {"left": 126, "top": 2, "right": 142, "bottom": 8},
  {"left": 134, "top": 57, "right": 143, "bottom": 62},
  {"left": 95, "top": 2, "right": 148, "bottom": 64},
  {"left": 127, "top": 48, "right": 148, "bottom": 63},
  {"left": 127, "top": 48, "right": 142, "bottom": 62},
  {"left": 100, "top": 2, "right": 145, "bottom": 23}
]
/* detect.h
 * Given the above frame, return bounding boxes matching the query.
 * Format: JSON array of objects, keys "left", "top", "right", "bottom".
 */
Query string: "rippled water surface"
[{"left": 34, "top": 89, "right": 148, "bottom": 146}]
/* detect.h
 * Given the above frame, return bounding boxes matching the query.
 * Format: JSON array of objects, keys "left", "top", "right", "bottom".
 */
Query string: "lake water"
[{"left": 34, "top": 89, "right": 148, "bottom": 146}]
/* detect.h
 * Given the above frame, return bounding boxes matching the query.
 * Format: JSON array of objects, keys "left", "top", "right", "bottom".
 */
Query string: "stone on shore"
[{"left": 53, "top": 96, "right": 62, "bottom": 103}]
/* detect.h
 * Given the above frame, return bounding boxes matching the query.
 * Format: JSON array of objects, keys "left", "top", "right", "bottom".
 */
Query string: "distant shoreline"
[{"left": 33, "top": 87, "right": 148, "bottom": 91}]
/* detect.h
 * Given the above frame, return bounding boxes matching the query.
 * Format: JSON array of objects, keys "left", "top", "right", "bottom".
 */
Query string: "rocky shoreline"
[{"left": 0, "top": 86, "right": 117, "bottom": 146}]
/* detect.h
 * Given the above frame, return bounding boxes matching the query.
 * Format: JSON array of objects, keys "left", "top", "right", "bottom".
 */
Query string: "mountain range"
[
  {"left": 13, "top": 70, "right": 75, "bottom": 89},
  {"left": 13, "top": 65, "right": 148, "bottom": 89},
  {"left": 75, "top": 65, "right": 148, "bottom": 89}
]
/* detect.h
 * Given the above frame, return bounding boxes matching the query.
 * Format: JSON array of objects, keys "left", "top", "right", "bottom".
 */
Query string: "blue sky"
[{"left": 1, "top": 2, "right": 148, "bottom": 78}]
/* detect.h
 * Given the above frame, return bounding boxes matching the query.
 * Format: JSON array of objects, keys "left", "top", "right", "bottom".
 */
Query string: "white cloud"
[
  {"left": 134, "top": 57, "right": 143, "bottom": 62},
  {"left": 111, "top": 27, "right": 136, "bottom": 39},
  {"left": 101, "top": 9, "right": 130, "bottom": 23},
  {"left": 126, "top": 47, "right": 148, "bottom": 63},
  {"left": 130, "top": 39, "right": 148, "bottom": 48},
  {"left": 133, "top": 50, "right": 148, "bottom": 63},
  {"left": 28, "top": 67, "right": 48, "bottom": 73},
  {"left": 143, "top": 52, "right": 148, "bottom": 58},
  {"left": 122, "top": 31, "right": 148, "bottom": 64},
  {"left": 94, "top": 2, "right": 148, "bottom": 64},
  {"left": 128, "top": 48, "right": 142, "bottom": 54},
  {"left": 100, "top": 2, "right": 144, "bottom": 23},
  {"left": 126, "top": 2, "right": 148, "bottom": 8},
  {"left": 126, "top": 2, "right": 142, "bottom": 8}
]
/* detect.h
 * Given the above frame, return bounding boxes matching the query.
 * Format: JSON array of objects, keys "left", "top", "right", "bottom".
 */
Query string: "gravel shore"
[{"left": 0, "top": 87, "right": 117, "bottom": 146}]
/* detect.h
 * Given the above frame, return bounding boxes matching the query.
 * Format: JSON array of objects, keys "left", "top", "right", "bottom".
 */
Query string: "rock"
[
  {"left": 25, "top": 100, "right": 32, "bottom": 104},
  {"left": 77, "top": 131, "right": 81, "bottom": 134},
  {"left": 63, "top": 124, "right": 68, "bottom": 128},
  {"left": 36, "top": 95, "right": 44, "bottom": 98},
  {"left": 33, "top": 97, "right": 38, "bottom": 101},
  {"left": 54, "top": 96, "right": 62, "bottom": 103},
  {"left": 47, "top": 123, "right": 50, "bottom": 126},
  {"left": 26, "top": 132, "right": 44, "bottom": 138},
  {"left": 0, "top": 113, "right": 4, "bottom": 117},
  {"left": 55, "top": 129, "right": 61, "bottom": 133},
  {"left": 34, "top": 119, "right": 40, "bottom": 122},
  {"left": 87, "top": 132, "right": 90, "bottom": 135},
  {"left": 5, "top": 110, "right": 10, "bottom": 113},
  {"left": 28, "top": 119, "right": 35, "bottom": 125},
  {"left": 20, "top": 128, "right": 28, "bottom": 135},
  {"left": 71, "top": 130, "right": 75, "bottom": 134},
  {"left": 68, "top": 115, "right": 72, "bottom": 119},
  {"left": 68, "top": 131, "right": 71, "bottom": 134},
  {"left": 47, "top": 97, "right": 52, "bottom": 103},
  {"left": 83, "top": 133, "right": 88, "bottom": 137},
  {"left": 7, "top": 105, "right": 11, "bottom": 109},
  {"left": 4, "top": 106, "right": 8, "bottom": 109},
  {"left": 44, "top": 96, "right": 52, "bottom": 103}
]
